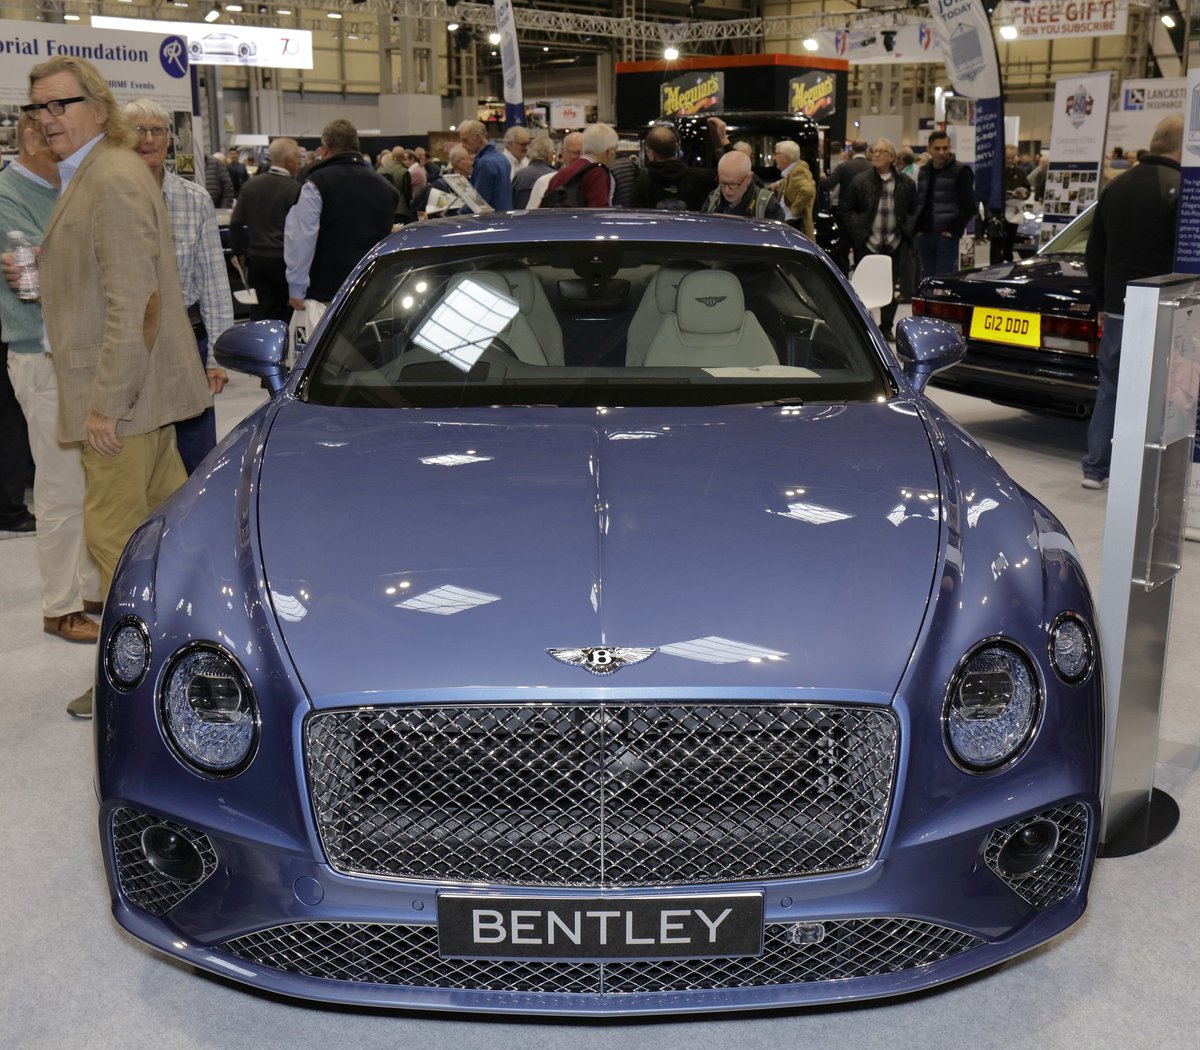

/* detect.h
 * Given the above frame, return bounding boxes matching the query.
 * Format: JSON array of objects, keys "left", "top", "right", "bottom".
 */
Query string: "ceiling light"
[
  {"left": 543, "top": 46, "right": 549, "bottom": 52},
  {"left": 278, "top": 7, "right": 291, "bottom": 12},
  {"left": 488, "top": 32, "right": 502, "bottom": 44},
  {"left": 225, "top": 3, "right": 242, "bottom": 10},
  {"left": 803, "top": 37, "right": 819, "bottom": 52},
  {"left": 328, "top": 11, "right": 342, "bottom": 18},
  {"left": 64, "top": 12, "right": 80, "bottom": 19},
  {"left": 1000, "top": 25, "right": 1018, "bottom": 40},
  {"left": 205, "top": 5, "right": 220, "bottom": 21},
  {"left": 447, "top": 21, "right": 459, "bottom": 31},
  {"left": 663, "top": 46, "right": 680, "bottom": 60},
  {"left": 1161, "top": 13, "right": 1176, "bottom": 27}
]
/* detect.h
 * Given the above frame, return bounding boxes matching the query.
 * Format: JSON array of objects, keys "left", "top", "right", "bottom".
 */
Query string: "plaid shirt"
[
  {"left": 161, "top": 169, "right": 234, "bottom": 367},
  {"left": 869, "top": 171, "right": 899, "bottom": 252}
]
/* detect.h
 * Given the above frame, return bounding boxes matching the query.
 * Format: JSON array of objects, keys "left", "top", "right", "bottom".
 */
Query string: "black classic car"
[{"left": 912, "top": 205, "right": 1099, "bottom": 417}]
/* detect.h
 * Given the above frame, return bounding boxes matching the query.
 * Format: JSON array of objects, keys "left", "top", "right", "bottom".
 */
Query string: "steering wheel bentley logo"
[{"left": 547, "top": 647, "right": 656, "bottom": 675}]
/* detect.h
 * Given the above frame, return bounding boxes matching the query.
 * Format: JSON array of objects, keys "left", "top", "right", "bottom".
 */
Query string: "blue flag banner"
[
  {"left": 927, "top": 0, "right": 1005, "bottom": 212},
  {"left": 493, "top": 0, "right": 524, "bottom": 128}
]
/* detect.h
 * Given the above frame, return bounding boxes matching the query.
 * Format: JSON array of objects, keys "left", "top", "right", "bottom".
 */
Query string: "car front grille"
[
  {"left": 220, "top": 917, "right": 982, "bottom": 994},
  {"left": 305, "top": 702, "right": 898, "bottom": 886}
]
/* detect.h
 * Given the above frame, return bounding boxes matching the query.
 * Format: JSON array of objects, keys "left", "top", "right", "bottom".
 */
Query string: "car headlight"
[
  {"left": 106, "top": 616, "right": 151, "bottom": 691},
  {"left": 943, "top": 642, "right": 1040, "bottom": 772},
  {"left": 1048, "top": 613, "right": 1094, "bottom": 684},
  {"left": 160, "top": 644, "right": 258, "bottom": 776}
]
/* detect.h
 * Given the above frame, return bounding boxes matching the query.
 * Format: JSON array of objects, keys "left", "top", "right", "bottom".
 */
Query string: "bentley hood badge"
[{"left": 547, "top": 647, "right": 656, "bottom": 675}]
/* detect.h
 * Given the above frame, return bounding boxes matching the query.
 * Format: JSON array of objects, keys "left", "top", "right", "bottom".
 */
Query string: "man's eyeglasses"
[
  {"left": 719, "top": 175, "right": 749, "bottom": 188},
  {"left": 20, "top": 96, "right": 87, "bottom": 116},
  {"left": 870, "top": 149, "right": 894, "bottom": 157},
  {"left": 135, "top": 125, "right": 170, "bottom": 139}
]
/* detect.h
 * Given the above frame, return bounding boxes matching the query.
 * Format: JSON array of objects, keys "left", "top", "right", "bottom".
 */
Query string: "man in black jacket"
[
  {"left": 630, "top": 118, "right": 729, "bottom": 211},
  {"left": 284, "top": 119, "right": 399, "bottom": 316},
  {"left": 820, "top": 139, "right": 872, "bottom": 271},
  {"left": 915, "top": 130, "right": 976, "bottom": 277},
  {"left": 842, "top": 139, "right": 920, "bottom": 340},
  {"left": 229, "top": 136, "right": 302, "bottom": 322},
  {"left": 1080, "top": 114, "right": 1182, "bottom": 489}
]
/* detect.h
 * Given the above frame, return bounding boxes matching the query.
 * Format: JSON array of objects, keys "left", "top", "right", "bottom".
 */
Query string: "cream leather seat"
[
  {"left": 491, "top": 266, "right": 565, "bottom": 366},
  {"left": 642, "top": 270, "right": 777, "bottom": 369},
  {"left": 430, "top": 271, "right": 550, "bottom": 366},
  {"left": 624, "top": 261, "right": 701, "bottom": 366}
]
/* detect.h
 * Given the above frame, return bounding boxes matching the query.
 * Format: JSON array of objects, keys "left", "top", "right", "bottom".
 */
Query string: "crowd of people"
[{"left": 0, "top": 52, "right": 1185, "bottom": 717}]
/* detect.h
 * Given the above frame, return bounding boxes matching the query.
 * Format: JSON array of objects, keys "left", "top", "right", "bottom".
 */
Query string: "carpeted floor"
[{"left": 1, "top": 370, "right": 1196, "bottom": 1050}]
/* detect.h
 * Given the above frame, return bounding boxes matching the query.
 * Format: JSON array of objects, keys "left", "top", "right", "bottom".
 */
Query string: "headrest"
[
  {"left": 654, "top": 262, "right": 702, "bottom": 313},
  {"left": 675, "top": 271, "right": 745, "bottom": 336},
  {"left": 491, "top": 267, "right": 537, "bottom": 312}
]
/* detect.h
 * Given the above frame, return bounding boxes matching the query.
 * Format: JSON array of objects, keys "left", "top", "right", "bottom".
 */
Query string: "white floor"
[{"left": 0, "top": 371, "right": 1197, "bottom": 1049}]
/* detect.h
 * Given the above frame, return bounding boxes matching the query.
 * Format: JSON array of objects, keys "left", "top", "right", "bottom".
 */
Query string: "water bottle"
[{"left": 6, "top": 231, "right": 40, "bottom": 302}]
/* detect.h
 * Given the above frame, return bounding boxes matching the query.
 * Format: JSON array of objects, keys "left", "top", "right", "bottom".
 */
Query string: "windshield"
[
  {"left": 300, "top": 242, "right": 892, "bottom": 409},
  {"left": 1038, "top": 203, "right": 1094, "bottom": 256}
]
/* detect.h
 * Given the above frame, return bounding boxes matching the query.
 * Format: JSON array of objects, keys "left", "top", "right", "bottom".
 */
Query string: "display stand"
[{"left": 1097, "top": 275, "right": 1200, "bottom": 856}]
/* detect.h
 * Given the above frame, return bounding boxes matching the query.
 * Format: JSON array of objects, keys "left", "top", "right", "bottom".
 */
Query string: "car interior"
[{"left": 302, "top": 245, "right": 891, "bottom": 408}]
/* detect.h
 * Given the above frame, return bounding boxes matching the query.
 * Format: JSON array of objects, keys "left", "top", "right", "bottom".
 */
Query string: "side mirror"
[
  {"left": 214, "top": 320, "right": 290, "bottom": 395},
  {"left": 894, "top": 317, "right": 966, "bottom": 395}
]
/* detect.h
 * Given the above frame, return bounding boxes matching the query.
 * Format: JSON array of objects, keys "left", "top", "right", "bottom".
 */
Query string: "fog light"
[
  {"left": 1049, "top": 613, "right": 1094, "bottom": 683},
  {"left": 141, "top": 824, "right": 205, "bottom": 883},
  {"left": 996, "top": 819, "right": 1059, "bottom": 878}
]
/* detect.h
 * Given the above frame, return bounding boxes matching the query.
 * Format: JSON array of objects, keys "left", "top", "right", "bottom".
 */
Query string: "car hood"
[
  {"left": 256, "top": 402, "right": 942, "bottom": 704},
  {"left": 924, "top": 255, "right": 1095, "bottom": 311}
]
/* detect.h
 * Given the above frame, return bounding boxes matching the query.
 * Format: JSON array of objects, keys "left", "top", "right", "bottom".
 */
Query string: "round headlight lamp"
[
  {"left": 160, "top": 644, "right": 258, "bottom": 776},
  {"left": 944, "top": 642, "right": 1040, "bottom": 772},
  {"left": 106, "top": 616, "right": 151, "bottom": 690},
  {"left": 1048, "top": 613, "right": 1094, "bottom": 684}
]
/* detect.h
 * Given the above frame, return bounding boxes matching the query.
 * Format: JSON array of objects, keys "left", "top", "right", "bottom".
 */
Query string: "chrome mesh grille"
[
  {"left": 111, "top": 807, "right": 218, "bottom": 916},
  {"left": 984, "top": 802, "right": 1091, "bottom": 909},
  {"left": 219, "top": 918, "right": 982, "bottom": 994},
  {"left": 305, "top": 703, "right": 898, "bottom": 886}
]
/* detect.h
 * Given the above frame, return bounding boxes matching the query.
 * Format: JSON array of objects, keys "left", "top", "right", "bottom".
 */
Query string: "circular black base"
[{"left": 1098, "top": 788, "right": 1181, "bottom": 858}]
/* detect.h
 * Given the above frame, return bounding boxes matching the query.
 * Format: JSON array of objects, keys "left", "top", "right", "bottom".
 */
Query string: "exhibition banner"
[
  {"left": 926, "top": 0, "right": 1004, "bottom": 211},
  {"left": 1042, "top": 72, "right": 1111, "bottom": 242},
  {"left": 788, "top": 72, "right": 836, "bottom": 121},
  {"left": 0, "top": 18, "right": 201, "bottom": 173},
  {"left": 660, "top": 72, "right": 724, "bottom": 118},
  {"left": 993, "top": 0, "right": 1128, "bottom": 41},
  {"left": 492, "top": 0, "right": 525, "bottom": 128},
  {"left": 0, "top": 18, "right": 191, "bottom": 109},
  {"left": 91, "top": 15, "right": 313, "bottom": 70},
  {"left": 1174, "top": 71, "right": 1200, "bottom": 274},
  {"left": 1108, "top": 77, "right": 1187, "bottom": 160},
  {"left": 550, "top": 99, "right": 589, "bottom": 130},
  {"left": 807, "top": 23, "right": 940, "bottom": 65}
]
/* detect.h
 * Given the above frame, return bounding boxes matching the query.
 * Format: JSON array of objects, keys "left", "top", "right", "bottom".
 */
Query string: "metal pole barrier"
[{"left": 1098, "top": 274, "right": 1200, "bottom": 855}]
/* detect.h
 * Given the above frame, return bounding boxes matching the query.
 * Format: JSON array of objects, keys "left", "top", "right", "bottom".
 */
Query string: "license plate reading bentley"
[
  {"left": 437, "top": 893, "right": 765, "bottom": 960},
  {"left": 969, "top": 306, "right": 1041, "bottom": 348}
]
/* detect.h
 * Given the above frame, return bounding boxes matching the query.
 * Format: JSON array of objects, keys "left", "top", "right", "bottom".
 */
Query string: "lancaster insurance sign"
[{"left": 994, "top": 0, "right": 1128, "bottom": 40}]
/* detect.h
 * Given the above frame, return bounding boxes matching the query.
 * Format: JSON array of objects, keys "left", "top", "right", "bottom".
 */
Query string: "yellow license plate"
[{"left": 969, "top": 307, "right": 1041, "bottom": 349}]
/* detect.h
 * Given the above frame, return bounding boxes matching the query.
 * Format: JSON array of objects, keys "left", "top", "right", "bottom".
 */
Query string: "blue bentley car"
[
  {"left": 913, "top": 205, "right": 1099, "bottom": 418},
  {"left": 96, "top": 210, "right": 1102, "bottom": 1015}
]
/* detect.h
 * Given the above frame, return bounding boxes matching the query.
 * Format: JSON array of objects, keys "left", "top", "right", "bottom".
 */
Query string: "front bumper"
[{"left": 101, "top": 793, "right": 1097, "bottom": 1015}]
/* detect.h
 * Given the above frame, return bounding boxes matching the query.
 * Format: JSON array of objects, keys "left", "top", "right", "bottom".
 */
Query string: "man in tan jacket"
[
  {"left": 770, "top": 140, "right": 816, "bottom": 239},
  {"left": 21, "top": 56, "right": 210, "bottom": 716}
]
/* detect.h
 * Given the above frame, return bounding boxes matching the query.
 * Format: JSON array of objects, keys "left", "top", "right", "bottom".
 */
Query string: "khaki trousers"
[
  {"left": 7, "top": 351, "right": 102, "bottom": 616},
  {"left": 81, "top": 426, "right": 187, "bottom": 592}
]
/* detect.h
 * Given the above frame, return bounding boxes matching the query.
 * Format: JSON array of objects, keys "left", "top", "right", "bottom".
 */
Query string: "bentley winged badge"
[{"left": 546, "top": 647, "right": 656, "bottom": 675}]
